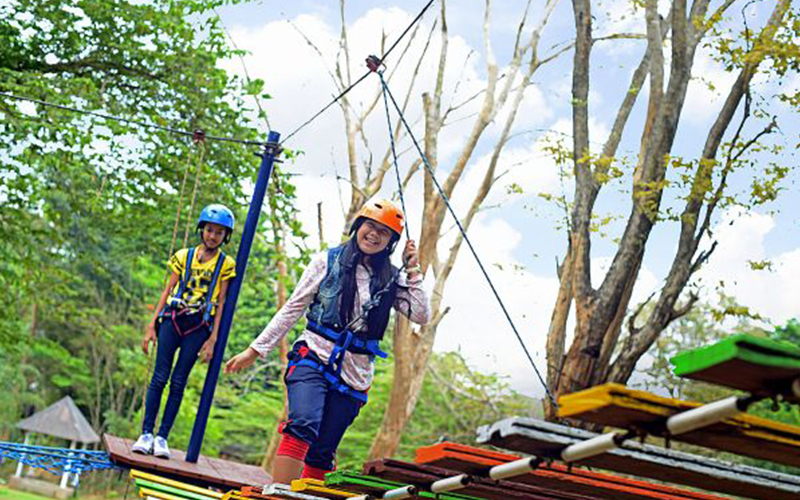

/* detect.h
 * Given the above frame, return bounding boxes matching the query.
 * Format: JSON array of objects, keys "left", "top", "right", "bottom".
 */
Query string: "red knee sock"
[
  {"left": 301, "top": 463, "right": 332, "bottom": 481},
  {"left": 276, "top": 433, "right": 310, "bottom": 461}
]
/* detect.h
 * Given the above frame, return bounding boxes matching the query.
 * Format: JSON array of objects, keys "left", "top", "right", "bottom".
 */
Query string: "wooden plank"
[
  {"left": 557, "top": 383, "right": 800, "bottom": 467},
  {"left": 365, "top": 458, "right": 593, "bottom": 500},
  {"left": 476, "top": 417, "right": 800, "bottom": 500},
  {"left": 261, "top": 484, "right": 334, "bottom": 500},
  {"left": 324, "top": 471, "right": 480, "bottom": 500},
  {"left": 290, "top": 479, "right": 359, "bottom": 499},
  {"left": 105, "top": 434, "right": 271, "bottom": 490},
  {"left": 140, "top": 486, "right": 190, "bottom": 500},
  {"left": 134, "top": 478, "right": 219, "bottom": 500},
  {"left": 671, "top": 334, "right": 800, "bottom": 402},
  {"left": 414, "top": 442, "right": 729, "bottom": 500},
  {"left": 131, "top": 469, "right": 225, "bottom": 499}
]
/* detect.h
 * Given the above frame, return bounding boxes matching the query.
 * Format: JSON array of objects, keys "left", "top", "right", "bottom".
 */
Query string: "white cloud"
[
  {"left": 432, "top": 215, "right": 559, "bottom": 397},
  {"left": 698, "top": 208, "right": 800, "bottom": 324}
]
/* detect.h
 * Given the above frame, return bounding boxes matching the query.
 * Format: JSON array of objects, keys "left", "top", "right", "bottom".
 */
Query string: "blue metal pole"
[{"left": 186, "top": 130, "right": 281, "bottom": 463}]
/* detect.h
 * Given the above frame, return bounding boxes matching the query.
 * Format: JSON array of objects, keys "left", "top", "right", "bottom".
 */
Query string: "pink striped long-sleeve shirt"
[{"left": 250, "top": 252, "right": 430, "bottom": 391}]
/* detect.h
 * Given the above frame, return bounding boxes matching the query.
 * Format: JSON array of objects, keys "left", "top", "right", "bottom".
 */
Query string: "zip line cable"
[
  {"left": 0, "top": 91, "right": 265, "bottom": 146},
  {"left": 377, "top": 69, "right": 411, "bottom": 240},
  {"left": 280, "top": 0, "right": 436, "bottom": 145},
  {"left": 377, "top": 74, "right": 559, "bottom": 410}
]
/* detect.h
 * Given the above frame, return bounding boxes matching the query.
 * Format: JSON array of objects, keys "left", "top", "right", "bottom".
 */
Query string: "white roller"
[
  {"left": 666, "top": 396, "right": 741, "bottom": 435},
  {"left": 383, "top": 485, "right": 417, "bottom": 500},
  {"left": 431, "top": 474, "right": 471, "bottom": 493},
  {"left": 561, "top": 432, "right": 619, "bottom": 463},
  {"left": 489, "top": 457, "right": 538, "bottom": 480},
  {"left": 347, "top": 496, "right": 374, "bottom": 500}
]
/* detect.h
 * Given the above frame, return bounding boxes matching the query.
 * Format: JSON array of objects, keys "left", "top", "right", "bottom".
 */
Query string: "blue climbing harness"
[
  {"left": 160, "top": 247, "right": 226, "bottom": 336},
  {"left": 307, "top": 320, "right": 388, "bottom": 359},
  {"left": 287, "top": 322, "right": 390, "bottom": 405}
]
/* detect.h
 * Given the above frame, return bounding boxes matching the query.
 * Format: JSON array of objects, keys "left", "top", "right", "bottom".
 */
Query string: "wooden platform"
[
  {"left": 105, "top": 434, "right": 271, "bottom": 491},
  {"left": 476, "top": 417, "right": 800, "bottom": 500},
  {"left": 557, "top": 383, "right": 800, "bottom": 467},
  {"left": 414, "top": 442, "right": 728, "bottom": 500},
  {"left": 671, "top": 334, "right": 800, "bottom": 402}
]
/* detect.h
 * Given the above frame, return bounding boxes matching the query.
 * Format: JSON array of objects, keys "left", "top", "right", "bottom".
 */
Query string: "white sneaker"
[
  {"left": 153, "top": 436, "right": 170, "bottom": 459},
  {"left": 131, "top": 433, "right": 154, "bottom": 454}
]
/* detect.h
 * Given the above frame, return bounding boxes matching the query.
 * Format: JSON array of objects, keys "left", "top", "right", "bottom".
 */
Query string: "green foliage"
[{"left": 0, "top": 0, "right": 299, "bottom": 452}]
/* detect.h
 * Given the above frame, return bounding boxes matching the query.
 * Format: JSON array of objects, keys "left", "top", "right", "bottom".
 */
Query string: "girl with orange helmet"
[{"left": 225, "top": 198, "right": 429, "bottom": 484}]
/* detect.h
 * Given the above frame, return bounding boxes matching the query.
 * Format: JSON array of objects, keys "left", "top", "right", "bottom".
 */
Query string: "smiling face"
[
  {"left": 202, "top": 222, "right": 228, "bottom": 250},
  {"left": 356, "top": 219, "right": 395, "bottom": 255}
]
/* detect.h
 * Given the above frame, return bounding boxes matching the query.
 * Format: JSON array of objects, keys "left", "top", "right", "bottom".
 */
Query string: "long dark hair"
[{"left": 338, "top": 221, "right": 400, "bottom": 339}]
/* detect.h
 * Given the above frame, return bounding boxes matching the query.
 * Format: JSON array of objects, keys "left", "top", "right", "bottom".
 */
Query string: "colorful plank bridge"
[
  {"left": 6, "top": 334, "right": 800, "bottom": 500},
  {"left": 118, "top": 334, "right": 799, "bottom": 500}
]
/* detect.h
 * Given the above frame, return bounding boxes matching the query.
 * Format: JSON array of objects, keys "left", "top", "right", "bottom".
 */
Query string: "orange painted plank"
[{"left": 416, "top": 442, "right": 728, "bottom": 500}]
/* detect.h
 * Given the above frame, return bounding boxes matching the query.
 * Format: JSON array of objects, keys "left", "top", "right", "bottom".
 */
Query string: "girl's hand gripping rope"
[{"left": 403, "top": 239, "right": 421, "bottom": 277}]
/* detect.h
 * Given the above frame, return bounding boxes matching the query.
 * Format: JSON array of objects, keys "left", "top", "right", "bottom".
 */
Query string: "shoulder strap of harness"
[
  {"left": 161, "top": 247, "right": 195, "bottom": 318},
  {"left": 177, "top": 247, "right": 195, "bottom": 299},
  {"left": 203, "top": 251, "right": 227, "bottom": 323}
]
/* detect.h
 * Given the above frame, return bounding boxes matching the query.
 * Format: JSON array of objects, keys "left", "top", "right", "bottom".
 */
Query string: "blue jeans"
[
  {"left": 283, "top": 343, "right": 363, "bottom": 471},
  {"left": 142, "top": 318, "right": 209, "bottom": 438}
]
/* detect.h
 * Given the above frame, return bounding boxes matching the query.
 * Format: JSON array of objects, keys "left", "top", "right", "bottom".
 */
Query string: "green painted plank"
[
  {"left": 671, "top": 334, "right": 800, "bottom": 399},
  {"left": 134, "top": 478, "right": 217, "bottom": 500},
  {"left": 324, "top": 471, "right": 481, "bottom": 500}
]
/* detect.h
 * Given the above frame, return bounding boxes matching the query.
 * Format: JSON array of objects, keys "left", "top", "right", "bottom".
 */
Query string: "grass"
[
  {"left": 0, "top": 486, "right": 123, "bottom": 500},
  {"left": 0, "top": 487, "right": 53, "bottom": 500}
]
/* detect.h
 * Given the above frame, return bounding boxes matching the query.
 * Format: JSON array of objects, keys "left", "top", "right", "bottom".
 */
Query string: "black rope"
[
  {"left": 377, "top": 70, "right": 411, "bottom": 240},
  {"left": 280, "top": 0, "right": 436, "bottom": 145},
  {"left": 378, "top": 76, "right": 559, "bottom": 410},
  {"left": 0, "top": 92, "right": 265, "bottom": 146}
]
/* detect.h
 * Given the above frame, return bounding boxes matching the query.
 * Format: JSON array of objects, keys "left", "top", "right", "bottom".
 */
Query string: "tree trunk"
[
  {"left": 550, "top": 0, "right": 791, "bottom": 409},
  {"left": 368, "top": 316, "right": 436, "bottom": 458}
]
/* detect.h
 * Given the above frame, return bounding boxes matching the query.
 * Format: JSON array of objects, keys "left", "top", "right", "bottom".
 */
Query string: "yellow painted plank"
[
  {"left": 220, "top": 494, "right": 248, "bottom": 500},
  {"left": 131, "top": 469, "right": 225, "bottom": 499},
  {"left": 291, "top": 478, "right": 359, "bottom": 498},
  {"left": 140, "top": 486, "right": 188, "bottom": 500},
  {"left": 558, "top": 383, "right": 800, "bottom": 467}
]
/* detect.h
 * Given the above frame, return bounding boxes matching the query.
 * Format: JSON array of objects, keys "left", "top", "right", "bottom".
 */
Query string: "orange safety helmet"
[{"left": 352, "top": 198, "right": 405, "bottom": 236}]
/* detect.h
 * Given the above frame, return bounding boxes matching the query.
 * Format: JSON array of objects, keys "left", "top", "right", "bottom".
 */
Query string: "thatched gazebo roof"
[{"left": 16, "top": 396, "right": 100, "bottom": 443}]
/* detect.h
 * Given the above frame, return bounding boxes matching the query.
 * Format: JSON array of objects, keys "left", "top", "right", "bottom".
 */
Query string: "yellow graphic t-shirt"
[{"left": 169, "top": 247, "right": 236, "bottom": 316}]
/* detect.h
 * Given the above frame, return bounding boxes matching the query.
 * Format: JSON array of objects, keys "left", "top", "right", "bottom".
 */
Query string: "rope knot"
[{"left": 365, "top": 55, "right": 384, "bottom": 73}]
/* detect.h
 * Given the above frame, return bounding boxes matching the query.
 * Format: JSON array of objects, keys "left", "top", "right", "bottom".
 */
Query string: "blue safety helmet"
[{"left": 197, "top": 204, "right": 235, "bottom": 243}]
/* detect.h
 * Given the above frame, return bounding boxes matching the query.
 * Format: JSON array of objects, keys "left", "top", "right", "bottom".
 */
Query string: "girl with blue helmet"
[{"left": 132, "top": 204, "right": 237, "bottom": 459}]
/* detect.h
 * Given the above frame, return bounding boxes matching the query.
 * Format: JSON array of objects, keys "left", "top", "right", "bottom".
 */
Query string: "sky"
[{"left": 212, "top": 0, "right": 799, "bottom": 396}]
